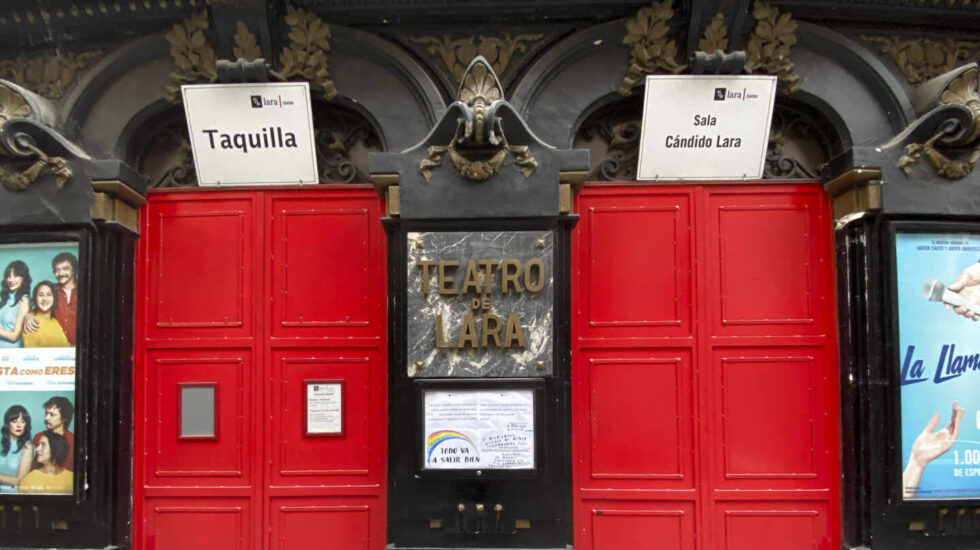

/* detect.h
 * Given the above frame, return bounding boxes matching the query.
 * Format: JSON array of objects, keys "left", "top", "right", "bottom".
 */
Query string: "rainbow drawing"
[{"left": 426, "top": 430, "right": 476, "bottom": 463}]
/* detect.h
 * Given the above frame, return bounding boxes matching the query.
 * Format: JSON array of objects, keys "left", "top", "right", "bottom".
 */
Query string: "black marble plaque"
[{"left": 406, "top": 231, "right": 553, "bottom": 377}]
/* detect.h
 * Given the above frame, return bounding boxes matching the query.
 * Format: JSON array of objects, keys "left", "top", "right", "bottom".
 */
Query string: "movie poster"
[
  {"left": 0, "top": 243, "right": 78, "bottom": 495},
  {"left": 896, "top": 232, "right": 980, "bottom": 501}
]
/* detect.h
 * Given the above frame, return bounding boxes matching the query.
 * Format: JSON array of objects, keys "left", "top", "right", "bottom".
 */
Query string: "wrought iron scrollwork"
[
  {"left": 312, "top": 102, "right": 381, "bottom": 183},
  {"left": 138, "top": 119, "right": 198, "bottom": 189},
  {"left": 764, "top": 105, "right": 831, "bottom": 179}
]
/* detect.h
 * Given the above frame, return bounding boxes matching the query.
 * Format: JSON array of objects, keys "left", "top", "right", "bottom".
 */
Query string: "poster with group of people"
[
  {"left": 0, "top": 243, "right": 78, "bottom": 495},
  {"left": 896, "top": 232, "right": 980, "bottom": 501}
]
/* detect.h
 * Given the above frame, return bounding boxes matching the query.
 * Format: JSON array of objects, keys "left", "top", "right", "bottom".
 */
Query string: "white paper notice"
[
  {"left": 306, "top": 382, "right": 342, "bottom": 435},
  {"left": 424, "top": 389, "right": 534, "bottom": 470}
]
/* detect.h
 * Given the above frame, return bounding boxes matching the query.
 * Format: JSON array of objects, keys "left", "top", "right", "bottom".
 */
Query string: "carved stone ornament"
[
  {"left": 274, "top": 5, "right": 337, "bottom": 100},
  {"left": 744, "top": 1, "right": 800, "bottom": 94},
  {"left": 862, "top": 35, "right": 979, "bottom": 86},
  {"left": 419, "top": 57, "right": 537, "bottom": 182},
  {"left": 0, "top": 86, "right": 31, "bottom": 124},
  {"left": 0, "top": 51, "right": 102, "bottom": 100},
  {"left": 233, "top": 21, "right": 263, "bottom": 61},
  {"left": 699, "top": 13, "right": 729, "bottom": 53},
  {"left": 618, "top": 1, "right": 686, "bottom": 96},
  {"left": 899, "top": 68, "right": 980, "bottom": 179},
  {"left": 0, "top": 85, "right": 72, "bottom": 192},
  {"left": 410, "top": 32, "right": 545, "bottom": 84},
  {"left": 165, "top": 11, "right": 218, "bottom": 103}
]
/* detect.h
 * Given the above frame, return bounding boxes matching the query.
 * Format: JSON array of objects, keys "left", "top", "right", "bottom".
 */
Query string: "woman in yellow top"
[
  {"left": 18, "top": 429, "right": 72, "bottom": 494},
  {"left": 22, "top": 281, "right": 69, "bottom": 348}
]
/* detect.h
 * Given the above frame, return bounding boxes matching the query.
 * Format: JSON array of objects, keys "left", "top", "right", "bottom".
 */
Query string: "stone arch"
[
  {"left": 58, "top": 24, "right": 445, "bottom": 170},
  {"left": 510, "top": 18, "right": 914, "bottom": 164}
]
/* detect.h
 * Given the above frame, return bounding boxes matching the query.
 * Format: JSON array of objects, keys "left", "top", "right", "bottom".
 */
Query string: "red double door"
[
  {"left": 134, "top": 182, "right": 839, "bottom": 549},
  {"left": 133, "top": 187, "right": 388, "bottom": 549},
  {"left": 571, "top": 183, "right": 840, "bottom": 550}
]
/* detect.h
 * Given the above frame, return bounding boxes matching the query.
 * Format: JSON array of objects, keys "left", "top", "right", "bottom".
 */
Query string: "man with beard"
[
  {"left": 25, "top": 252, "right": 78, "bottom": 346},
  {"left": 33, "top": 397, "right": 73, "bottom": 472}
]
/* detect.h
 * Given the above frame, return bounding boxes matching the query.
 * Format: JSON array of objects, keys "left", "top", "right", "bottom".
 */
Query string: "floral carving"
[
  {"left": 699, "top": 13, "right": 729, "bottom": 53},
  {"left": 618, "top": 0, "right": 686, "bottom": 96},
  {"left": 744, "top": 1, "right": 800, "bottom": 94},
  {"left": 233, "top": 22, "right": 262, "bottom": 61},
  {"left": 410, "top": 33, "right": 544, "bottom": 83},
  {"left": 862, "top": 35, "right": 979, "bottom": 85},
  {"left": 0, "top": 86, "right": 31, "bottom": 124},
  {"left": 274, "top": 5, "right": 337, "bottom": 100},
  {"left": 164, "top": 11, "right": 217, "bottom": 103},
  {"left": 0, "top": 51, "right": 102, "bottom": 100}
]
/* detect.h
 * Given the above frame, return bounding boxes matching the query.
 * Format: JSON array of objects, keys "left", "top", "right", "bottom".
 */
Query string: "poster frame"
[
  {"left": 887, "top": 219, "right": 980, "bottom": 507},
  {"left": 176, "top": 382, "right": 218, "bottom": 441},
  {"left": 0, "top": 229, "right": 86, "bottom": 501},
  {"left": 303, "top": 379, "right": 345, "bottom": 438},
  {"left": 413, "top": 377, "right": 545, "bottom": 479}
]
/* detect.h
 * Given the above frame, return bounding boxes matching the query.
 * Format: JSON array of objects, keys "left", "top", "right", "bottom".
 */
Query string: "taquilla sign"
[{"left": 182, "top": 82, "right": 319, "bottom": 185}]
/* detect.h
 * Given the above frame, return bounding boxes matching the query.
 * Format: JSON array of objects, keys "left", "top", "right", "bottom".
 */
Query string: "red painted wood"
[
  {"left": 572, "top": 183, "right": 839, "bottom": 550},
  {"left": 135, "top": 187, "right": 387, "bottom": 550}
]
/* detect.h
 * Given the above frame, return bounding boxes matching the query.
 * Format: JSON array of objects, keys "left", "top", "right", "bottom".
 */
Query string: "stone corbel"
[
  {"left": 0, "top": 82, "right": 84, "bottom": 192},
  {"left": 898, "top": 64, "right": 980, "bottom": 180}
]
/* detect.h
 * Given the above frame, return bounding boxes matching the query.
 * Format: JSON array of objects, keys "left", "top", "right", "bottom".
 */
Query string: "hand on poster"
[
  {"left": 903, "top": 401, "right": 965, "bottom": 499},
  {"left": 947, "top": 262, "right": 980, "bottom": 320}
]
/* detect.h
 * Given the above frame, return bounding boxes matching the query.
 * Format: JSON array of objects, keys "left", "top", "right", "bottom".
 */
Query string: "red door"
[
  {"left": 133, "top": 186, "right": 387, "bottom": 550},
  {"left": 571, "top": 183, "right": 840, "bottom": 549}
]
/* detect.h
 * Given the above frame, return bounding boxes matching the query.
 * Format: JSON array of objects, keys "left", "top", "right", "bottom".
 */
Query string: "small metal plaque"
[{"left": 407, "top": 231, "right": 553, "bottom": 377}]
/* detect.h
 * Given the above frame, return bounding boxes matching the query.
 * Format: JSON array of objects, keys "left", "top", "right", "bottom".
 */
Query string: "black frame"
[
  {"left": 0, "top": 224, "right": 135, "bottom": 548},
  {"left": 413, "top": 377, "right": 546, "bottom": 479},
  {"left": 886, "top": 220, "right": 980, "bottom": 508}
]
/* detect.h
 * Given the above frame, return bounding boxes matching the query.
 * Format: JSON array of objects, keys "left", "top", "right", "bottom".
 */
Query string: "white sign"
[
  {"left": 423, "top": 389, "right": 534, "bottom": 470},
  {"left": 306, "top": 382, "right": 342, "bottom": 435},
  {"left": 182, "top": 82, "right": 319, "bottom": 185},
  {"left": 636, "top": 75, "right": 778, "bottom": 180}
]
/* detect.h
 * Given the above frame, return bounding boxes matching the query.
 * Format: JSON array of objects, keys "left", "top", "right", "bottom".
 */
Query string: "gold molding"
[
  {"left": 164, "top": 11, "right": 217, "bottom": 103},
  {"left": 618, "top": 0, "right": 686, "bottom": 96},
  {"left": 0, "top": 51, "right": 102, "bottom": 100},
  {"left": 699, "top": 13, "right": 729, "bottom": 53},
  {"left": 744, "top": 1, "right": 800, "bottom": 94},
  {"left": 410, "top": 33, "right": 545, "bottom": 84},
  {"left": 92, "top": 192, "right": 139, "bottom": 234},
  {"left": 233, "top": 22, "right": 262, "bottom": 61},
  {"left": 0, "top": 85, "right": 31, "bottom": 124},
  {"left": 862, "top": 35, "right": 979, "bottom": 85},
  {"left": 274, "top": 6, "right": 337, "bottom": 100}
]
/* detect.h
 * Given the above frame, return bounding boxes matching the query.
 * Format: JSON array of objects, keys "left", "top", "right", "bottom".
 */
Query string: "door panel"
[
  {"left": 136, "top": 187, "right": 386, "bottom": 550},
  {"left": 573, "top": 183, "right": 839, "bottom": 550}
]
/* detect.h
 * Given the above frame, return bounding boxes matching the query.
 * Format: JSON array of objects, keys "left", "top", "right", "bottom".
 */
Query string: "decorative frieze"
[
  {"left": 0, "top": 51, "right": 102, "bottom": 100},
  {"left": 862, "top": 35, "right": 979, "bottom": 85},
  {"left": 410, "top": 32, "right": 544, "bottom": 84}
]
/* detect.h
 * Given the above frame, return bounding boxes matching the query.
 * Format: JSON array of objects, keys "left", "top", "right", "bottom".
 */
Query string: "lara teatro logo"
[
  {"left": 249, "top": 94, "right": 296, "bottom": 108},
  {"left": 714, "top": 87, "right": 726, "bottom": 101}
]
